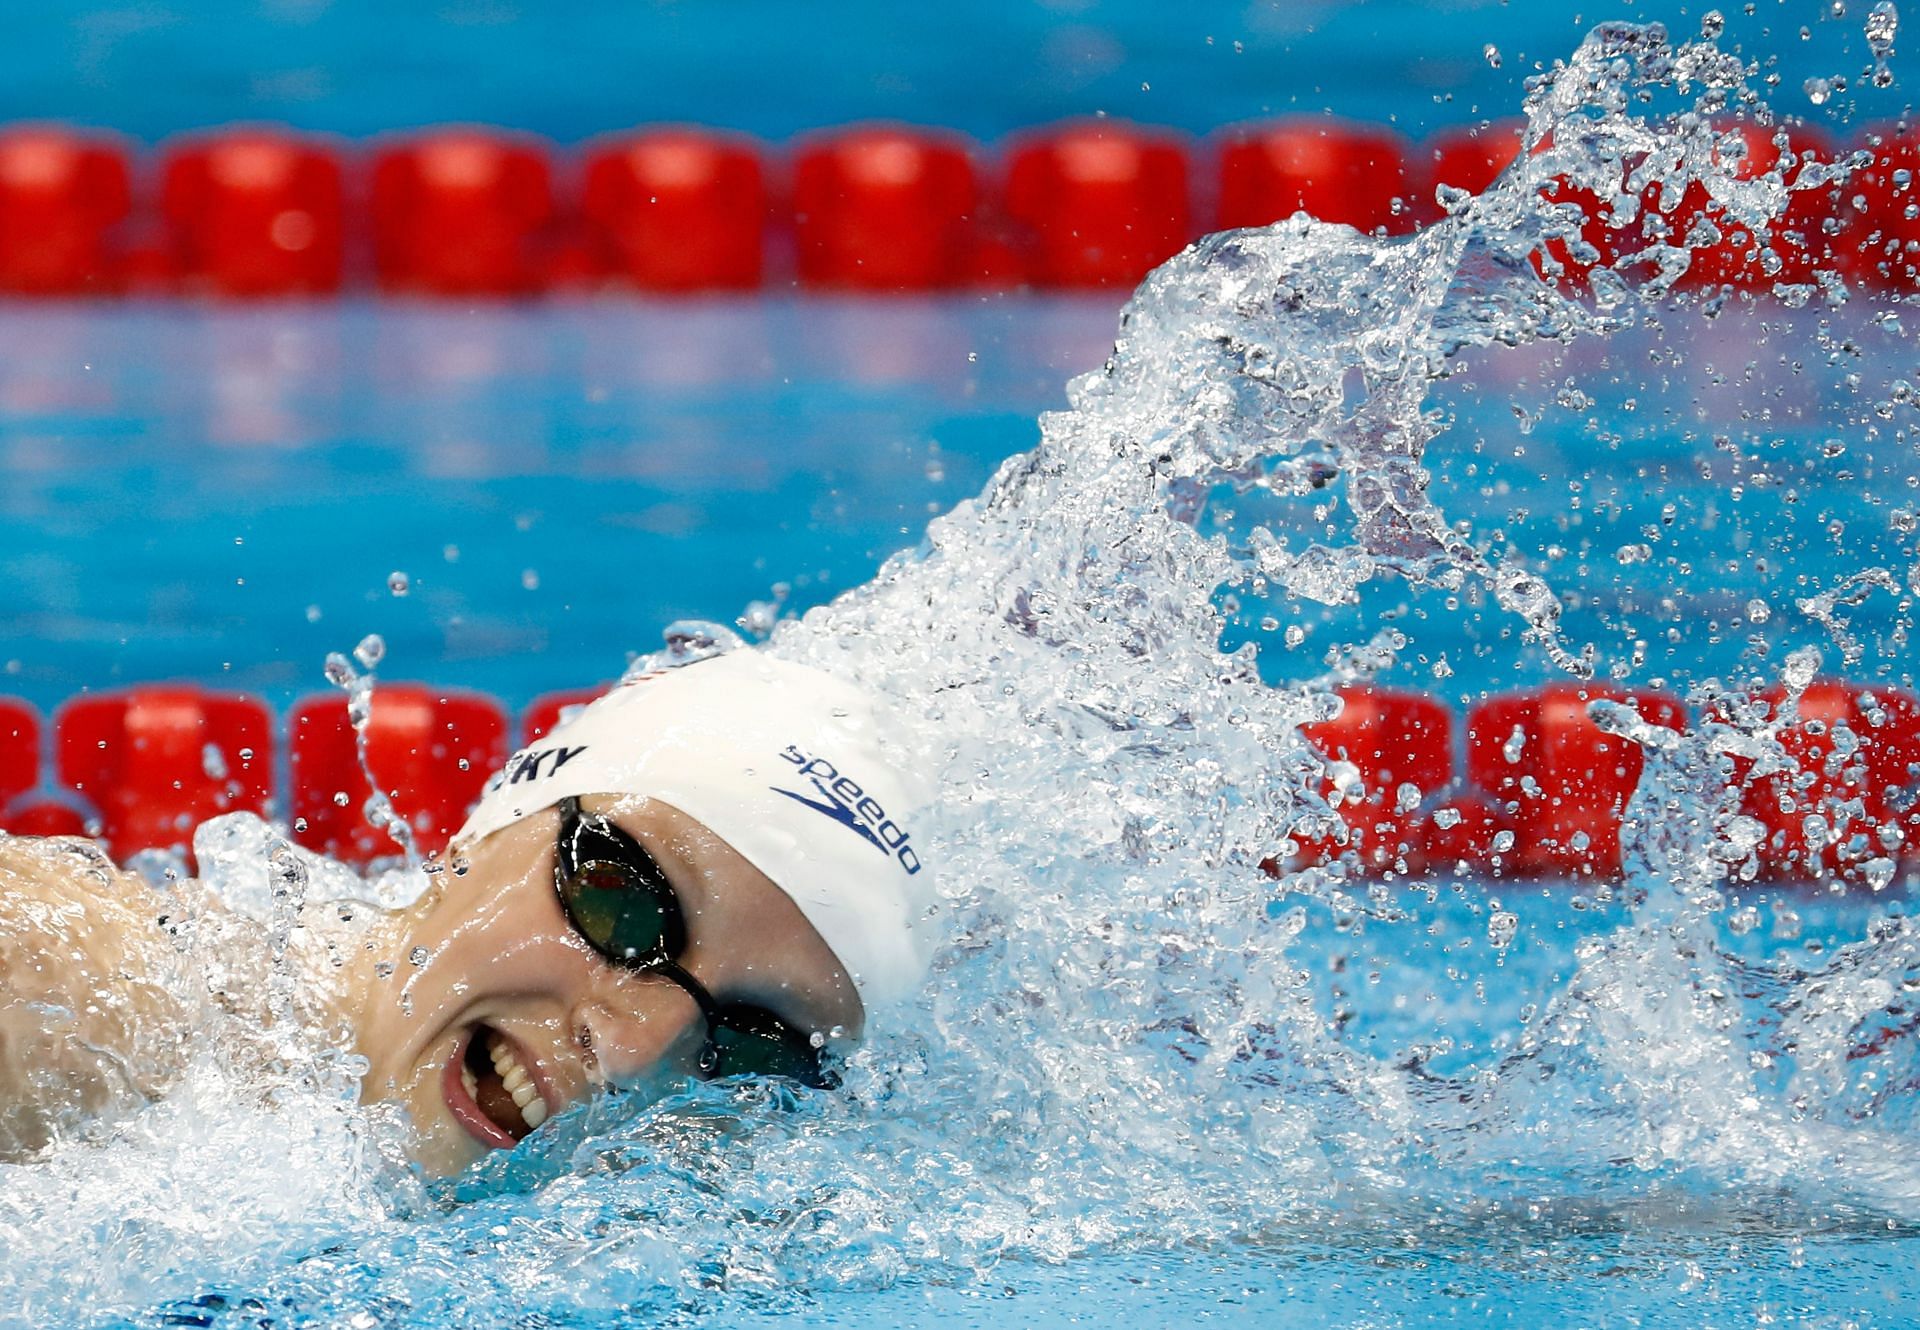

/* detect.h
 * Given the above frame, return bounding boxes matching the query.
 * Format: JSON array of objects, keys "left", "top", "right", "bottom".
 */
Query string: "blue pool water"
[
  {"left": 0, "top": 297, "right": 1907, "bottom": 715},
  {"left": 6, "top": 21, "right": 1920, "bottom": 1330}
]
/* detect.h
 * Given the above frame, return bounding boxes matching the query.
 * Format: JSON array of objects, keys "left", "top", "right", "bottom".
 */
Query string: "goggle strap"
[{"left": 648, "top": 959, "right": 727, "bottom": 1073}]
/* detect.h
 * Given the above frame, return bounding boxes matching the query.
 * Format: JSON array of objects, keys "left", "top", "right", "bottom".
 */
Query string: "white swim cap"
[{"left": 455, "top": 652, "right": 938, "bottom": 1015}]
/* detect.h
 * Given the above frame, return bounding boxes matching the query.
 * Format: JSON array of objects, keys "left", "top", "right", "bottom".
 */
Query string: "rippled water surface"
[{"left": 3, "top": 18, "right": 1920, "bottom": 1330}]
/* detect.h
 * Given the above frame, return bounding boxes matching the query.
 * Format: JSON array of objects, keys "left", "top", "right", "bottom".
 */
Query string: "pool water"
[{"left": 4, "top": 21, "right": 1920, "bottom": 1330}]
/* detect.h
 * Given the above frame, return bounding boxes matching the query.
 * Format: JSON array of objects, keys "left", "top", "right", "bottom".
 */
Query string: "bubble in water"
[
  {"left": 1491, "top": 830, "right": 1517, "bottom": 854},
  {"left": 1487, "top": 910, "right": 1518, "bottom": 949},
  {"left": 1746, "top": 598, "right": 1771, "bottom": 623},
  {"left": 1701, "top": 9, "right": 1726, "bottom": 38},
  {"left": 1804, "top": 77, "right": 1834, "bottom": 104},
  {"left": 387, "top": 571, "right": 409, "bottom": 597},
  {"left": 354, "top": 634, "right": 385, "bottom": 669},
  {"left": 1483, "top": 43, "right": 1502, "bottom": 67},
  {"left": 408, "top": 946, "right": 429, "bottom": 967}
]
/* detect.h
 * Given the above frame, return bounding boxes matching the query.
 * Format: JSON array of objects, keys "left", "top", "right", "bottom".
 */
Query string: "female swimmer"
[{"left": 0, "top": 652, "right": 938, "bottom": 1175}]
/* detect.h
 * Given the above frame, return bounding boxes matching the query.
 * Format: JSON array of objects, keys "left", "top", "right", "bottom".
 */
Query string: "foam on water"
[{"left": 4, "top": 18, "right": 1920, "bottom": 1327}]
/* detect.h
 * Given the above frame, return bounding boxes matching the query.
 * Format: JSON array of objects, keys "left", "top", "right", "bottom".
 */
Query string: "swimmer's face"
[{"left": 352, "top": 796, "right": 863, "bottom": 1177}]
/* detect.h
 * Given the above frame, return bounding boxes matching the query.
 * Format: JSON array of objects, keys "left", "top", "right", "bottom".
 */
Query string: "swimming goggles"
[{"left": 552, "top": 794, "right": 831, "bottom": 1088}]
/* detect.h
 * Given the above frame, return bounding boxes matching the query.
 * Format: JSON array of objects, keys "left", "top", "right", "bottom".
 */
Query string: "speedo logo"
[{"left": 773, "top": 744, "right": 922, "bottom": 875}]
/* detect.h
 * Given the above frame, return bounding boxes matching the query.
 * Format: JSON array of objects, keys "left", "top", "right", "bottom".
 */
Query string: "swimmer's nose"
[{"left": 574, "top": 978, "right": 707, "bottom": 1093}]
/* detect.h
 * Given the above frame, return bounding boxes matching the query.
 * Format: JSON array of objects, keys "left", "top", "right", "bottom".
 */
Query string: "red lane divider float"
[
  {"left": 1847, "top": 121, "right": 1920, "bottom": 287},
  {"left": 1466, "top": 684, "right": 1687, "bottom": 879},
  {"left": 582, "top": 128, "right": 766, "bottom": 292},
  {"left": 161, "top": 129, "right": 346, "bottom": 298},
  {"left": 1295, "top": 685, "right": 1455, "bottom": 873},
  {"left": 0, "top": 116, "right": 1918, "bottom": 295},
  {"left": 794, "top": 125, "right": 980, "bottom": 291},
  {"left": 1004, "top": 120, "right": 1191, "bottom": 288},
  {"left": 289, "top": 685, "right": 508, "bottom": 862},
  {"left": 1732, "top": 680, "right": 1920, "bottom": 883},
  {"left": 0, "top": 126, "right": 130, "bottom": 295},
  {"left": 1422, "top": 120, "right": 1525, "bottom": 203},
  {"left": 1639, "top": 122, "right": 1837, "bottom": 289},
  {"left": 1218, "top": 119, "right": 1415, "bottom": 235},
  {"left": 0, "top": 699, "right": 40, "bottom": 820},
  {"left": 372, "top": 128, "right": 556, "bottom": 296},
  {"left": 2, "top": 678, "right": 1917, "bottom": 883},
  {"left": 56, "top": 687, "right": 274, "bottom": 860},
  {"left": 520, "top": 687, "right": 608, "bottom": 745}
]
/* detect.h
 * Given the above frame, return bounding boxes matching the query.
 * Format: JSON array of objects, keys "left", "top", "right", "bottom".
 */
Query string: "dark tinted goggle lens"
[
  {"left": 557, "top": 856, "right": 679, "bottom": 967},
  {"left": 705, "top": 1004, "right": 833, "bottom": 1088}
]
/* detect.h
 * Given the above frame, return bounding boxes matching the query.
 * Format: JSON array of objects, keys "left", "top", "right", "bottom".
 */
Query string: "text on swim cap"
[
  {"left": 500, "top": 744, "right": 588, "bottom": 786},
  {"left": 773, "top": 744, "right": 922, "bottom": 876}
]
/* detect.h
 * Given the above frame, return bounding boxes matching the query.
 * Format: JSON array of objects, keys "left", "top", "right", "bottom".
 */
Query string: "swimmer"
[{"left": 0, "top": 651, "right": 938, "bottom": 1175}]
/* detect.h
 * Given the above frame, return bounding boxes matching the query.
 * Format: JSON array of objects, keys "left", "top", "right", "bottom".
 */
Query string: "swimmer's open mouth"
[{"left": 446, "top": 1024, "right": 551, "bottom": 1149}]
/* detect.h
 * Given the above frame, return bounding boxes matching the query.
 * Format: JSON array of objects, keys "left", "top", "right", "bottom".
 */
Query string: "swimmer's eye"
[
  {"left": 551, "top": 795, "right": 830, "bottom": 1089},
  {"left": 561, "top": 856, "right": 680, "bottom": 967}
]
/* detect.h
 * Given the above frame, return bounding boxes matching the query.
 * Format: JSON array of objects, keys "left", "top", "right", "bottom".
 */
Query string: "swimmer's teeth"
[
  {"left": 460, "top": 1065, "right": 477, "bottom": 1100},
  {"left": 485, "top": 1032, "right": 548, "bottom": 1132}
]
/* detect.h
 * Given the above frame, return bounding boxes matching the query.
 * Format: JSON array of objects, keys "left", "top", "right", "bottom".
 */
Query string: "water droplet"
[
  {"left": 1492, "top": 829, "right": 1517, "bottom": 854},
  {"left": 1488, "top": 910, "right": 1518, "bottom": 948},
  {"left": 1746, "top": 598, "right": 1771, "bottom": 623},
  {"left": 409, "top": 946, "right": 429, "bottom": 967},
  {"left": 1701, "top": 9, "right": 1726, "bottom": 38},
  {"left": 1867, "top": 1, "right": 1899, "bottom": 55},
  {"left": 354, "top": 634, "right": 385, "bottom": 669},
  {"left": 1483, "top": 43, "right": 1503, "bottom": 68},
  {"left": 1782, "top": 646, "right": 1823, "bottom": 693},
  {"left": 1501, "top": 726, "right": 1527, "bottom": 764},
  {"left": 332, "top": 790, "right": 350, "bottom": 807}
]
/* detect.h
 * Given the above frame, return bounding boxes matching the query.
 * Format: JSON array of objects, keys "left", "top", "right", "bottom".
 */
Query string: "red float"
[
  {"left": 1732, "top": 680, "right": 1920, "bottom": 883},
  {"left": 1414, "top": 790, "right": 1513, "bottom": 875},
  {"left": 1420, "top": 120, "right": 1525, "bottom": 212},
  {"left": 3, "top": 799, "right": 89, "bottom": 839},
  {"left": 793, "top": 125, "right": 980, "bottom": 290},
  {"left": 1637, "top": 121, "right": 1837, "bottom": 289},
  {"left": 1295, "top": 685, "right": 1455, "bottom": 874},
  {"left": 0, "top": 126, "right": 131, "bottom": 295},
  {"left": 161, "top": 129, "right": 347, "bottom": 297},
  {"left": 290, "top": 685, "right": 507, "bottom": 863},
  {"left": 1002, "top": 120, "right": 1191, "bottom": 288},
  {"left": 1217, "top": 119, "right": 1415, "bottom": 235},
  {"left": 1845, "top": 122, "right": 1920, "bottom": 288},
  {"left": 0, "top": 698, "right": 39, "bottom": 816},
  {"left": 519, "top": 687, "right": 608, "bottom": 745},
  {"left": 371, "top": 128, "right": 555, "bottom": 296},
  {"left": 1466, "top": 684, "right": 1687, "bottom": 878},
  {"left": 581, "top": 128, "right": 766, "bottom": 292},
  {"left": 56, "top": 688, "right": 274, "bottom": 860}
]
